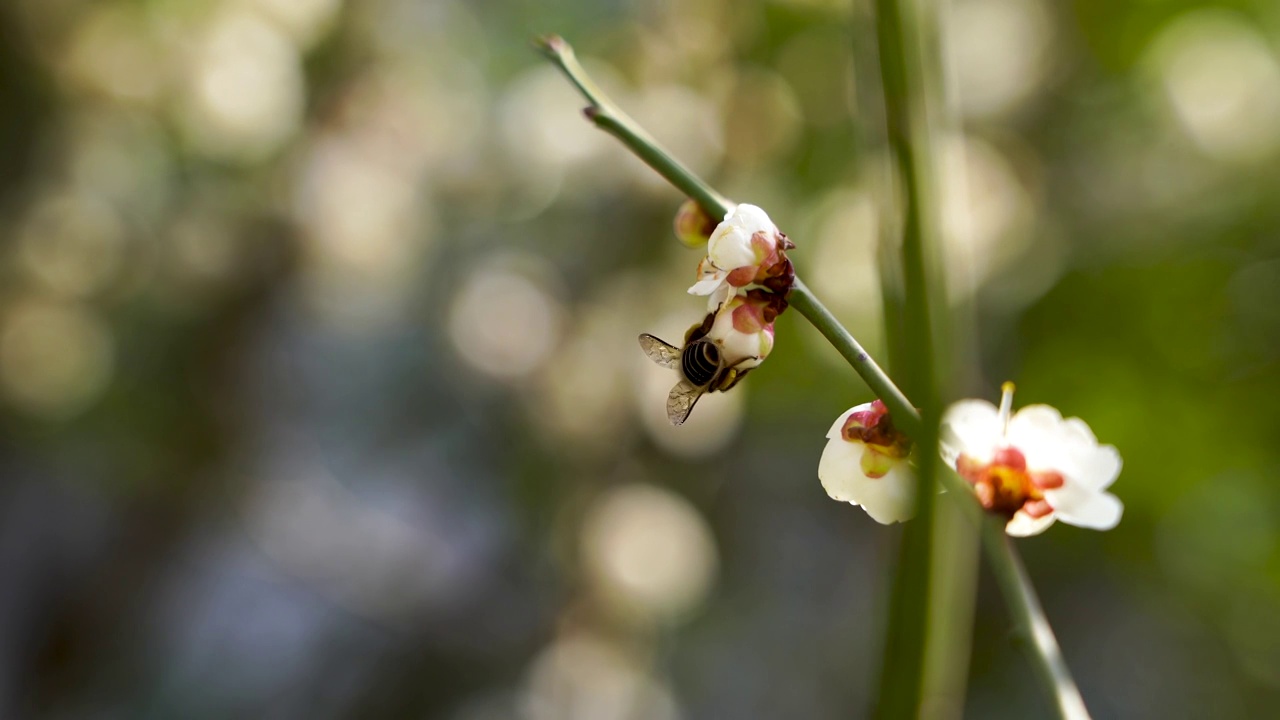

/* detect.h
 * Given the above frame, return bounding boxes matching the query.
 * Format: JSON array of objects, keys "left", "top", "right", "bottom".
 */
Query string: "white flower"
[
  {"left": 704, "top": 293, "right": 775, "bottom": 370},
  {"left": 819, "top": 400, "right": 916, "bottom": 524},
  {"left": 688, "top": 203, "right": 793, "bottom": 298},
  {"left": 940, "top": 382, "right": 1123, "bottom": 536}
]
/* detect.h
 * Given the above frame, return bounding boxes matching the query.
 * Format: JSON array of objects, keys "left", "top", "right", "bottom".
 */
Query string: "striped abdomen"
[{"left": 681, "top": 340, "right": 721, "bottom": 387}]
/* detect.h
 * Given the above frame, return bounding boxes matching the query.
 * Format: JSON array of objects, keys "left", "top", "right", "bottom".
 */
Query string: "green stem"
[
  {"left": 537, "top": 34, "right": 1088, "bottom": 720},
  {"left": 982, "top": 522, "right": 1092, "bottom": 719},
  {"left": 789, "top": 280, "right": 922, "bottom": 439},
  {"left": 871, "top": 0, "right": 945, "bottom": 713},
  {"left": 535, "top": 36, "right": 731, "bottom": 220}
]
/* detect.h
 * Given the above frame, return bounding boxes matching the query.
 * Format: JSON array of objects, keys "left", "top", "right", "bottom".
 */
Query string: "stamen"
[{"left": 998, "top": 381, "right": 1015, "bottom": 438}]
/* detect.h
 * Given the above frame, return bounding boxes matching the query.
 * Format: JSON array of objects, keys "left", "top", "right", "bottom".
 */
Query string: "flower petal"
[
  {"left": 1007, "top": 405, "right": 1121, "bottom": 492},
  {"left": 819, "top": 436, "right": 866, "bottom": 500},
  {"left": 688, "top": 273, "right": 726, "bottom": 296},
  {"left": 1060, "top": 417, "right": 1098, "bottom": 446},
  {"left": 856, "top": 462, "right": 917, "bottom": 524},
  {"left": 1006, "top": 509, "right": 1057, "bottom": 537},
  {"left": 940, "top": 399, "right": 1000, "bottom": 464},
  {"left": 707, "top": 204, "right": 775, "bottom": 270},
  {"left": 818, "top": 438, "right": 916, "bottom": 524},
  {"left": 1071, "top": 443, "right": 1122, "bottom": 491},
  {"left": 707, "top": 299, "right": 767, "bottom": 364},
  {"left": 1006, "top": 404, "right": 1065, "bottom": 456},
  {"left": 1008, "top": 405, "right": 1087, "bottom": 478},
  {"left": 1047, "top": 484, "right": 1124, "bottom": 530}
]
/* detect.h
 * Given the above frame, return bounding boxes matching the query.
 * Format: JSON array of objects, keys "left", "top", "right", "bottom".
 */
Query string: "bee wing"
[
  {"left": 666, "top": 379, "right": 704, "bottom": 426},
  {"left": 638, "top": 333, "right": 681, "bottom": 370}
]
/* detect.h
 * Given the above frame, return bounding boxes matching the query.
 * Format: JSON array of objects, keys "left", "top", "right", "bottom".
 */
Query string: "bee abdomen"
[{"left": 681, "top": 341, "right": 720, "bottom": 387}]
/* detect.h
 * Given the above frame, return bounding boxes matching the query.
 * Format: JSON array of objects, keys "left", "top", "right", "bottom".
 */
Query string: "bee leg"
[{"left": 716, "top": 367, "right": 753, "bottom": 392}]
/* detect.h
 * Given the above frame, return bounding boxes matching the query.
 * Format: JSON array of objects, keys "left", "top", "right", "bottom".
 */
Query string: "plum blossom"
[
  {"left": 941, "top": 383, "right": 1123, "bottom": 536},
  {"left": 639, "top": 202, "right": 794, "bottom": 425},
  {"left": 702, "top": 292, "right": 776, "bottom": 370},
  {"left": 819, "top": 400, "right": 916, "bottom": 524},
  {"left": 688, "top": 203, "right": 794, "bottom": 301}
]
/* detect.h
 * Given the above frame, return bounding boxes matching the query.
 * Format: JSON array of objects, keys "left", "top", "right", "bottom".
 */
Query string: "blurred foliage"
[{"left": 0, "top": 0, "right": 1277, "bottom": 718}]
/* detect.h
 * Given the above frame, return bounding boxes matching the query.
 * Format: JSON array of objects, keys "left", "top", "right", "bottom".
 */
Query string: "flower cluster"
[
  {"left": 667, "top": 206, "right": 1125, "bottom": 537},
  {"left": 686, "top": 203, "right": 794, "bottom": 368},
  {"left": 819, "top": 384, "right": 1123, "bottom": 536},
  {"left": 640, "top": 202, "right": 795, "bottom": 425}
]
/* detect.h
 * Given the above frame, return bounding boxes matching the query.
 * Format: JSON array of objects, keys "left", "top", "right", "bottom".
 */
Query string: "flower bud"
[
  {"left": 688, "top": 203, "right": 795, "bottom": 302},
  {"left": 703, "top": 293, "right": 775, "bottom": 369},
  {"left": 673, "top": 199, "right": 717, "bottom": 248}
]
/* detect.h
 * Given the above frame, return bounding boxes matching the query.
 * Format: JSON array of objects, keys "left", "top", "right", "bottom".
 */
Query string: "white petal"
[
  {"left": 705, "top": 283, "right": 736, "bottom": 312},
  {"left": 707, "top": 232, "right": 757, "bottom": 270},
  {"left": 1008, "top": 406, "right": 1122, "bottom": 491},
  {"left": 939, "top": 399, "right": 1001, "bottom": 464},
  {"left": 1007, "top": 405, "right": 1081, "bottom": 478},
  {"left": 1047, "top": 485, "right": 1124, "bottom": 531},
  {"left": 1060, "top": 416, "right": 1098, "bottom": 446},
  {"left": 706, "top": 204, "right": 776, "bottom": 270},
  {"left": 1072, "top": 443, "right": 1122, "bottom": 491},
  {"left": 825, "top": 403, "right": 875, "bottom": 440},
  {"left": 1006, "top": 405, "right": 1065, "bottom": 456},
  {"left": 818, "top": 439, "right": 915, "bottom": 524},
  {"left": 819, "top": 436, "right": 864, "bottom": 501},
  {"left": 1006, "top": 510, "right": 1057, "bottom": 537},
  {"left": 726, "top": 203, "right": 775, "bottom": 232},
  {"left": 707, "top": 305, "right": 764, "bottom": 363},
  {"left": 688, "top": 274, "right": 726, "bottom": 296},
  {"left": 856, "top": 463, "right": 917, "bottom": 524}
]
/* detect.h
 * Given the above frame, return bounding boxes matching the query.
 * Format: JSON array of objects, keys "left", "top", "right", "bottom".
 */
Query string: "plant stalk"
[
  {"left": 535, "top": 36, "right": 730, "bottom": 219},
  {"left": 982, "top": 522, "right": 1092, "bottom": 719},
  {"left": 870, "top": 0, "right": 947, "bottom": 712}
]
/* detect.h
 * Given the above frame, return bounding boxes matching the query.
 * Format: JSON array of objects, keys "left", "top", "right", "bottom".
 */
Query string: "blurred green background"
[{"left": 0, "top": 0, "right": 1278, "bottom": 718}]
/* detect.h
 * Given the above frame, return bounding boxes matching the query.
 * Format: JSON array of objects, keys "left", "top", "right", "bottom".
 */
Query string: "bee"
[{"left": 638, "top": 318, "right": 757, "bottom": 426}]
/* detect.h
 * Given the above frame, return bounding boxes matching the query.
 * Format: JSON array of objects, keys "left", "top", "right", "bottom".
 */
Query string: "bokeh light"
[
  {"left": 18, "top": 188, "right": 127, "bottom": 299},
  {"left": 948, "top": 0, "right": 1054, "bottom": 120},
  {"left": 581, "top": 483, "right": 718, "bottom": 624},
  {"left": 449, "top": 258, "right": 566, "bottom": 382},
  {"left": 1147, "top": 9, "right": 1280, "bottom": 164},
  {"left": 180, "top": 7, "right": 305, "bottom": 161},
  {"left": 0, "top": 298, "right": 114, "bottom": 420},
  {"left": 521, "top": 634, "right": 681, "bottom": 720}
]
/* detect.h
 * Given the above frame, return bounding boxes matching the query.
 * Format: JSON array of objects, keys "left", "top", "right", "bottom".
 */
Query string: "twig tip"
[{"left": 533, "top": 34, "right": 569, "bottom": 58}]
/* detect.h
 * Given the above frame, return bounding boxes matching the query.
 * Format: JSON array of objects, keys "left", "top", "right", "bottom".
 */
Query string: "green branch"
[
  {"left": 789, "top": 280, "right": 922, "bottom": 439},
  {"left": 535, "top": 36, "right": 730, "bottom": 219},
  {"left": 982, "top": 523, "right": 1092, "bottom": 719},
  {"left": 536, "top": 34, "right": 1089, "bottom": 720}
]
